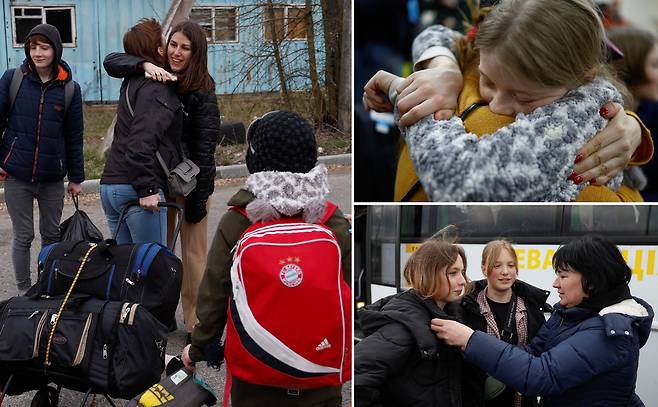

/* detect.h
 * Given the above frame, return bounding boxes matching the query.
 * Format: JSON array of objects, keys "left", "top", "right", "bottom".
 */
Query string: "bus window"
[
  {"left": 493, "top": 206, "right": 561, "bottom": 236},
  {"left": 369, "top": 206, "right": 398, "bottom": 286},
  {"left": 566, "top": 206, "right": 648, "bottom": 235},
  {"left": 647, "top": 207, "right": 658, "bottom": 235}
]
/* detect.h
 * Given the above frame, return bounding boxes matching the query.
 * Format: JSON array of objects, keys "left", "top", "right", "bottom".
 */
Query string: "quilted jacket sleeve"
[
  {"left": 63, "top": 82, "right": 85, "bottom": 183},
  {"left": 103, "top": 53, "right": 145, "bottom": 78},
  {"left": 184, "top": 89, "right": 220, "bottom": 203},
  {"left": 463, "top": 324, "right": 632, "bottom": 396},
  {"left": 355, "top": 324, "right": 414, "bottom": 407},
  {"left": 0, "top": 69, "right": 13, "bottom": 143}
]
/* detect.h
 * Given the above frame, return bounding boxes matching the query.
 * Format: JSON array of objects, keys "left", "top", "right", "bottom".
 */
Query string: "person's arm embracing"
[
  {"left": 461, "top": 323, "right": 630, "bottom": 396},
  {"left": 184, "top": 90, "right": 220, "bottom": 224},
  {"left": 402, "top": 78, "right": 623, "bottom": 201},
  {"left": 103, "top": 52, "right": 147, "bottom": 78},
  {"left": 64, "top": 81, "right": 84, "bottom": 195}
]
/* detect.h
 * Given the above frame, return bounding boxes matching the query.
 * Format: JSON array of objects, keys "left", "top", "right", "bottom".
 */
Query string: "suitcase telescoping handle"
[{"left": 115, "top": 201, "right": 184, "bottom": 250}]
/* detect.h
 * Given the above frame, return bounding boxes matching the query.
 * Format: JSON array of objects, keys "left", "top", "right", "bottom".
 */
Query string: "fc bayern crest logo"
[{"left": 280, "top": 263, "right": 303, "bottom": 287}]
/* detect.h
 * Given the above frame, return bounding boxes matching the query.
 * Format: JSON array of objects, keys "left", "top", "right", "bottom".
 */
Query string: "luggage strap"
[{"left": 44, "top": 244, "right": 97, "bottom": 367}]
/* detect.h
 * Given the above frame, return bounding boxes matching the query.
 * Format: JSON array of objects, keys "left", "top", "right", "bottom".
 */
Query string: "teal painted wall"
[{"left": 0, "top": 0, "right": 326, "bottom": 102}]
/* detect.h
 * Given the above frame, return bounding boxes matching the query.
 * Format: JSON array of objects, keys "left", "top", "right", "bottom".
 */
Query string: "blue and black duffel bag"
[{"left": 30, "top": 238, "right": 182, "bottom": 329}]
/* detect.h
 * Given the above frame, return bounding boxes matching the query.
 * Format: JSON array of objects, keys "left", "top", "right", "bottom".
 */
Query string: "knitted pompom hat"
[{"left": 245, "top": 110, "right": 318, "bottom": 174}]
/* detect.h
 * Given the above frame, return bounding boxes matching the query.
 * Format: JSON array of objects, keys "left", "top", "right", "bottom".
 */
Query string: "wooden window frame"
[{"left": 11, "top": 5, "right": 77, "bottom": 48}]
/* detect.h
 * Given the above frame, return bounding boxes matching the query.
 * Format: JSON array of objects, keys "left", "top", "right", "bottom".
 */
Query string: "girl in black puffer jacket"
[{"left": 355, "top": 239, "right": 469, "bottom": 407}]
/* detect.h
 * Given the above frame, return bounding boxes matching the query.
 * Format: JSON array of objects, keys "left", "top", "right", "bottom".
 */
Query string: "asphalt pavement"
[{"left": 0, "top": 164, "right": 352, "bottom": 406}]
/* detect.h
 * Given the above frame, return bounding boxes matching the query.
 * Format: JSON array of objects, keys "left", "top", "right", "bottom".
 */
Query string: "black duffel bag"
[
  {"left": 29, "top": 202, "right": 184, "bottom": 329},
  {"left": 0, "top": 295, "right": 167, "bottom": 399}
]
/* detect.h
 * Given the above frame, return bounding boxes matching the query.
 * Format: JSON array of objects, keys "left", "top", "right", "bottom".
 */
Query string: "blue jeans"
[
  {"left": 4, "top": 178, "right": 64, "bottom": 292},
  {"left": 100, "top": 184, "right": 166, "bottom": 244}
]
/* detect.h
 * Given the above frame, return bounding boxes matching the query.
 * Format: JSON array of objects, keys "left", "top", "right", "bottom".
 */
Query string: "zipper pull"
[
  {"left": 103, "top": 344, "right": 108, "bottom": 359},
  {"left": 28, "top": 310, "right": 40, "bottom": 319},
  {"left": 120, "top": 304, "right": 131, "bottom": 324}
]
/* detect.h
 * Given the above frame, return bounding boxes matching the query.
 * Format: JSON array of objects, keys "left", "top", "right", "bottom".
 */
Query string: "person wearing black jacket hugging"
[
  {"left": 101, "top": 19, "right": 182, "bottom": 245},
  {"left": 104, "top": 21, "right": 220, "bottom": 340},
  {"left": 355, "top": 239, "right": 469, "bottom": 407}
]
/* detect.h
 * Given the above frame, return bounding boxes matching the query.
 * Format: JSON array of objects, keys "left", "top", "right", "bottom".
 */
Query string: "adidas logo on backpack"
[
  {"left": 315, "top": 338, "right": 332, "bottom": 351},
  {"left": 224, "top": 202, "right": 352, "bottom": 389}
]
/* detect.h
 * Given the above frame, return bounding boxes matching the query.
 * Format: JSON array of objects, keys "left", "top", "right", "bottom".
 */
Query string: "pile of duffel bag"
[
  {"left": 0, "top": 207, "right": 184, "bottom": 400},
  {"left": 33, "top": 239, "right": 182, "bottom": 329},
  {"left": 0, "top": 294, "right": 167, "bottom": 399}
]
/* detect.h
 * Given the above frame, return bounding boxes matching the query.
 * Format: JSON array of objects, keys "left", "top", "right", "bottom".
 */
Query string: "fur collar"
[
  {"left": 600, "top": 298, "right": 649, "bottom": 318},
  {"left": 244, "top": 164, "right": 330, "bottom": 223}
]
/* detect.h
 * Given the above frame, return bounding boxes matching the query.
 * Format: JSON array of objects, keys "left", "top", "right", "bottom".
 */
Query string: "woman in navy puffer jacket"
[{"left": 432, "top": 235, "right": 653, "bottom": 407}]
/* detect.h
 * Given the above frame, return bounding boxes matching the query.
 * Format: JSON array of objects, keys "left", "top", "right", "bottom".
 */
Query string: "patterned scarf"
[
  {"left": 477, "top": 288, "right": 528, "bottom": 407},
  {"left": 244, "top": 164, "right": 330, "bottom": 224}
]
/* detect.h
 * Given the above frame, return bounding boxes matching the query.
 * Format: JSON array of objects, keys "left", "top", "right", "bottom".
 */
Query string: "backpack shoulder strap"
[
  {"left": 230, "top": 206, "right": 248, "bottom": 218},
  {"left": 9, "top": 68, "right": 24, "bottom": 113},
  {"left": 125, "top": 80, "right": 135, "bottom": 117},
  {"left": 63, "top": 80, "right": 74, "bottom": 116},
  {"left": 319, "top": 201, "right": 337, "bottom": 224}
]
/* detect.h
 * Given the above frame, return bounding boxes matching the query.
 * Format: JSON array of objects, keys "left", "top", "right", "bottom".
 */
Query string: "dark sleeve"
[
  {"left": 64, "top": 82, "right": 85, "bottom": 183},
  {"left": 325, "top": 206, "right": 352, "bottom": 285},
  {"left": 186, "top": 90, "right": 220, "bottom": 203},
  {"left": 0, "top": 69, "right": 13, "bottom": 140},
  {"left": 464, "top": 324, "right": 632, "bottom": 396},
  {"left": 188, "top": 209, "right": 251, "bottom": 362},
  {"left": 103, "top": 52, "right": 146, "bottom": 78},
  {"left": 354, "top": 323, "right": 413, "bottom": 407},
  {"left": 127, "top": 82, "right": 177, "bottom": 197}
]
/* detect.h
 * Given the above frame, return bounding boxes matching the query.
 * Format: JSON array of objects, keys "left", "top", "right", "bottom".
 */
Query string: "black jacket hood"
[
  {"left": 24, "top": 24, "right": 63, "bottom": 71},
  {"left": 358, "top": 290, "right": 457, "bottom": 359}
]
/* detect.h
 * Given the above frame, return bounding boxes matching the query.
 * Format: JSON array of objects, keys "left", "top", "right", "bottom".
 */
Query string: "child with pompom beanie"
[{"left": 182, "top": 110, "right": 351, "bottom": 406}]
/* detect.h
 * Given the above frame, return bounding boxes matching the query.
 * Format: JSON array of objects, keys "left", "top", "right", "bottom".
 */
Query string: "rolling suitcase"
[{"left": 30, "top": 201, "right": 184, "bottom": 328}]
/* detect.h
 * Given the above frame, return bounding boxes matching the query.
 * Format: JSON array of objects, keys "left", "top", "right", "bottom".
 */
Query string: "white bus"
[{"left": 354, "top": 205, "right": 658, "bottom": 404}]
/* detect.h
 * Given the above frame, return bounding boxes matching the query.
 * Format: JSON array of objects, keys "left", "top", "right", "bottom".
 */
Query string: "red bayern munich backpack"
[{"left": 224, "top": 201, "right": 352, "bottom": 390}]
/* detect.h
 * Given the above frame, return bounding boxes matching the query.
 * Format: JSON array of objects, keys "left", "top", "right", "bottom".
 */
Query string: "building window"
[
  {"left": 12, "top": 6, "right": 76, "bottom": 47},
  {"left": 263, "top": 5, "right": 307, "bottom": 42},
  {"left": 190, "top": 6, "right": 239, "bottom": 43}
]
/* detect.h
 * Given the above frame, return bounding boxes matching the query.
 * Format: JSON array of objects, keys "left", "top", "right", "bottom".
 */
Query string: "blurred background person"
[{"left": 609, "top": 27, "right": 658, "bottom": 201}]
